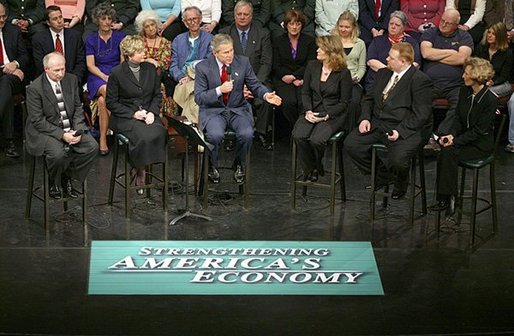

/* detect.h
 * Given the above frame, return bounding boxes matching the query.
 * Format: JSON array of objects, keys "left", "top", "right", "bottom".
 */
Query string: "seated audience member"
[
  {"left": 32, "top": 5, "right": 86, "bottom": 87},
  {"left": 106, "top": 35, "right": 168, "bottom": 195},
  {"left": 135, "top": 10, "right": 175, "bottom": 117},
  {"left": 475, "top": 22, "right": 513, "bottom": 97},
  {"left": 272, "top": 9, "right": 316, "bottom": 134},
  {"left": 269, "top": 0, "right": 315, "bottom": 40},
  {"left": 484, "top": 0, "right": 506, "bottom": 28},
  {"left": 84, "top": 0, "right": 139, "bottom": 37},
  {"left": 420, "top": 8, "right": 473, "bottom": 148},
  {"left": 0, "top": 2, "right": 27, "bottom": 158},
  {"left": 333, "top": 10, "right": 366, "bottom": 130},
  {"left": 220, "top": 0, "right": 273, "bottom": 149},
  {"left": 194, "top": 34, "right": 282, "bottom": 184},
  {"left": 429, "top": 57, "right": 496, "bottom": 216},
  {"left": 44, "top": 0, "right": 85, "bottom": 33},
  {"left": 221, "top": 0, "right": 270, "bottom": 28},
  {"left": 358, "top": 0, "right": 399, "bottom": 46},
  {"left": 140, "top": 0, "right": 185, "bottom": 42},
  {"left": 293, "top": 35, "right": 352, "bottom": 182},
  {"left": 364, "top": 10, "right": 421, "bottom": 92},
  {"left": 3, "top": 0, "right": 46, "bottom": 35},
  {"left": 25, "top": 52, "right": 98, "bottom": 199},
  {"left": 401, "top": 0, "right": 445, "bottom": 40},
  {"left": 315, "top": 0, "right": 358, "bottom": 36},
  {"left": 344, "top": 42, "right": 433, "bottom": 200},
  {"left": 170, "top": 6, "right": 213, "bottom": 122},
  {"left": 181, "top": 0, "right": 221, "bottom": 34},
  {"left": 446, "top": 0, "right": 486, "bottom": 44},
  {"left": 85, "top": 3, "right": 126, "bottom": 155}
]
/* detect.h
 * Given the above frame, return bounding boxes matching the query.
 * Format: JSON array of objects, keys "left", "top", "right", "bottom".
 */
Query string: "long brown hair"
[{"left": 316, "top": 35, "right": 347, "bottom": 71}]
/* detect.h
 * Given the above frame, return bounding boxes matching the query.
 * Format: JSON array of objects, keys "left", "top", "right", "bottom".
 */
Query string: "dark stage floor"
[{"left": 1, "top": 135, "right": 514, "bottom": 336}]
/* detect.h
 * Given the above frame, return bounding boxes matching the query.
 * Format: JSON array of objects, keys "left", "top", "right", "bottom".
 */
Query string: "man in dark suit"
[
  {"left": 0, "top": 2, "right": 27, "bottom": 158},
  {"left": 358, "top": 0, "right": 399, "bottom": 45},
  {"left": 220, "top": 0, "right": 273, "bottom": 150},
  {"left": 1, "top": 0, "right": 46, "bottom": 35},
  {"left": 194, "top": 33, "right": 282, "bottom": 184},
  {"left": 32, "top": 5, "right": 85, "bottom": 87},
  {"left": 344, "top": 42, "right": 433, "bottom": 199},
  {"left": 221, "top": 0, "right": 271, "bottom": 28},
  {"left": 25, "top": 52, "right": 98, "bottom": 199}
]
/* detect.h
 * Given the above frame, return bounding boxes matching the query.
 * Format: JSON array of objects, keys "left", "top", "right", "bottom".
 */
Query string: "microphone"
[
  {"left": 226, "top": 65, "right": 232, "bottom": 81},
  {"left": 442, "top": 137, "right": 449, "bottom": 144},
  {"left": 386, "top": 130, "right": 394, "bottom": 136}
]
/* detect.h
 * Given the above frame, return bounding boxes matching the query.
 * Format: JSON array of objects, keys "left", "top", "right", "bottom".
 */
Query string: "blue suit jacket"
[
  {"left": 170, "top": 30, "right": 213, "bottom": 82},
  {"left": 194, "top": 54, "right": 270, "bottom": 129}
]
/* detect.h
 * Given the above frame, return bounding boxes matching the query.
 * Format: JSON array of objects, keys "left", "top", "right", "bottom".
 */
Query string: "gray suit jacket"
[
  {"left": 194, "top": 54, "right": 270, "bottom": 129},
  {"left": 25, "top": 73, "right": 87, "bottom": 156}
]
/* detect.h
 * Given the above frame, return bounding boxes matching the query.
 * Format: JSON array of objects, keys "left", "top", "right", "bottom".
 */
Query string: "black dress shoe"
[
  {"left": 309, "top": 170, "right": 319, "bottom": 182},
  {"left": 5, "top": 140, "right": 20, "bottom": 158},
  {"left": 391, "top": 185, "right": 407, "bottom": 200},
  {"left": 49, "top": 185, "right": 62, "bottom": 199},
  {"left": 224, "top": 139, "right": 235, "bottom": 151},
  {"left": 445, "top": 196, "right": 456, "bottom": 217},
  {"left": 208, "top": 166, "right": 220, "bottom": 184},
  {"left": 233, "top": 165, "right": 245, "bottom": 184},
  {"left": 62, "top": 178, "right": 78, "bottom": 199}
]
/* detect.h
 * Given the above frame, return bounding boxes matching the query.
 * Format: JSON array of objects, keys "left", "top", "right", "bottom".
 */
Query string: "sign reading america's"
[{"left": 88, "top": 241, "right": 383, "bottom": 295}]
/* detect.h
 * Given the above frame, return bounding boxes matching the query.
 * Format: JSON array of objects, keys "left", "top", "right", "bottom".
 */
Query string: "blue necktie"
[{"left": 241, "top": 31, "right": 248, "bottom": 54}]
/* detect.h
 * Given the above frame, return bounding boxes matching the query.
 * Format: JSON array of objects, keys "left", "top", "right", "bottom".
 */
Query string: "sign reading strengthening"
[{"left": 88, "top": 241, "right": 384, "bottom": 295}]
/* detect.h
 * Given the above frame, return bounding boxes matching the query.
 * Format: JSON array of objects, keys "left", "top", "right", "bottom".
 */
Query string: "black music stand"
[{"left": 168, "top": 117, "right": 213, "bottom": 225}]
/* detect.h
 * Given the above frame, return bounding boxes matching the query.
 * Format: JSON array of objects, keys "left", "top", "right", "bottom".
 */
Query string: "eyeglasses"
[
  {"left": 440, "top": 19, "right": 458, "bottom": 26},
  {"left": 184, "top": 17, "right": 200, "bottom": 24}
]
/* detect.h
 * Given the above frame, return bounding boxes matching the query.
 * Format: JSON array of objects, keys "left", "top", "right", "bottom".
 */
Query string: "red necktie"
[
  {"left": 0, "top": 37, "right": 4, "bottom": 65},
  {"left": 375, "top": 0, "right": 381, "bottom": 19},
  {"left": 55, "top": 34, "right": 63, "bottom": 54},
  {"left": 221, "top": 64, "right": 228, "bottom": 105}
]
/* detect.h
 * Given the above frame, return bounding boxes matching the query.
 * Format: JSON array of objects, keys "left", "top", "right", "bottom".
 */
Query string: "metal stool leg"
[
  {"left": 419, "top": 152, "right": 427, "bottom": 214},
  {"left": 25, "top": 156, "right": 36, "bottom": 218},
  {"left": 457, "top": 167, "right": 466, "bottom": 225},
  {"left": 370, "top": 147, "right": 378, "bottom": 220},
  {"left": 470, "top": 168, "right": 479, "bottom": 246},
  {"left": 82, "top": 178, "right": 88, "bottom": 246},
  {"left": 329, "top": 140, "right": 337, "bottom": 214},
  {"left": 108, "top": 138, "right": 119, "bottom": 205},
  {"left": 291, "top": 141, "right": 298, "bottom": 210},
  {"left": 490, "top": 162, "right": 498, "bottom": 234},
  {"left": 43, "top": 164, "right": 50, "bottom": 232},
  {"left": 409, "top": 156, "right": 416, "bottom": 225},
  {"left": 338, "top": 143, "right": 346, "bottom": 202}
]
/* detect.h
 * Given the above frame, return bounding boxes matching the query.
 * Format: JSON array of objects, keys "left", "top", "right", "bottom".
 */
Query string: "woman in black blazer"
[
  {"left": 272, "top": 9, "right": 317, "bottom": 133},
  {"left": 106, "top": 35, "right": 168, "bottom": 194},
  {"left": 429, "top": 57, "right": 497, "bottom": 216},
  {"left": 292, "top": 35, "right": 352, "bottom": 181}
]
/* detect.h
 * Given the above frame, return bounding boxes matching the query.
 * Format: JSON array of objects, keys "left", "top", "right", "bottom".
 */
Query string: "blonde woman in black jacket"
[{"left": 430, "top": 57, "right": 497, "bottom": 215}]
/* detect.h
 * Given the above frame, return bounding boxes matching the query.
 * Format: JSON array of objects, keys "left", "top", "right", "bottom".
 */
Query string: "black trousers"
[
  {"left": 0, "top": 74, "right": 23, "bottom": 140},
  {"left": 293, "top": 115, "right": 344, "bottom": 174},
  {"left": 344, "top": 127, "right": 425, "bottom": 184},
  {"left": 436, "top": 144, "right": 489, "bottom": 197},
  {"left": 43, "top": 134, "right": 99, "bottom": 185}
]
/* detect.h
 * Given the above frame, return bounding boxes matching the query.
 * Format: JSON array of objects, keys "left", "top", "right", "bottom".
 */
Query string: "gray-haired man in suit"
[{"left": 25, "top": 52, "right": 98, "bottom": 199}]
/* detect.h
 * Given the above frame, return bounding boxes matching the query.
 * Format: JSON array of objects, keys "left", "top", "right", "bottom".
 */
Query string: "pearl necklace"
[{"left": 322, "top": 66, "right": 331, "bottom": 76}]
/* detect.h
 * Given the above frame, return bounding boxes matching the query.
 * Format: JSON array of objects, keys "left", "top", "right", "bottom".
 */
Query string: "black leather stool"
[
  {"left": 370, "top": 144, "right": 427, "bottom": 224},
  {"left": 291, "top": 131, "right": 346, "bottom": 214},
  {"left": 25, "top": 155, "right": 88, "bottom": 244},
  {"left": 108, "top": 133, "right": 169, "bottom": 217}
]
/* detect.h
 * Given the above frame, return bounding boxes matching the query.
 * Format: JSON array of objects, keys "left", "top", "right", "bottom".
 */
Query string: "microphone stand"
[{"left": 168, "top": 117, "right": 213, "bottom": 225}]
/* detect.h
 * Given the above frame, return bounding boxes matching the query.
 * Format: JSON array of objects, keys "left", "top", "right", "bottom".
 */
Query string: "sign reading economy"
[{"left": 88, "top": 241, "right": 384, "bottom": 295}]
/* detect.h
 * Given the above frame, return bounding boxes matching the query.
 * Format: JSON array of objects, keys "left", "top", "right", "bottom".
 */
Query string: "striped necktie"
[
  {"left": 383, "top": 75, "right": 399, "bottom": 101},
  {"left": 55, "top": 83, "right": 70, "bottom": 131}
]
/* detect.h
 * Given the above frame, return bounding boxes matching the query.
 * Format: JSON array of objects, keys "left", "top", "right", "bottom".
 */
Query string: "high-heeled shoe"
[{"left": 135, "top": 169, "right": 146, "bottom": 195}]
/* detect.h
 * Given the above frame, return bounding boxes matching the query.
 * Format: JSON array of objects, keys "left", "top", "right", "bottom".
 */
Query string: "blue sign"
[{"left": 88, "top": 241, "right": 384, "bottom": 295}]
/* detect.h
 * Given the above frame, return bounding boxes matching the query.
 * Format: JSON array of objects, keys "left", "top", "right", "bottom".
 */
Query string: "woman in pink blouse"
[
  {"left": 401, "top": 0, "right": 446, "bottom": 40},
  {"left": 45, "top": 0, "right": 85, "bottom": 32}
]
